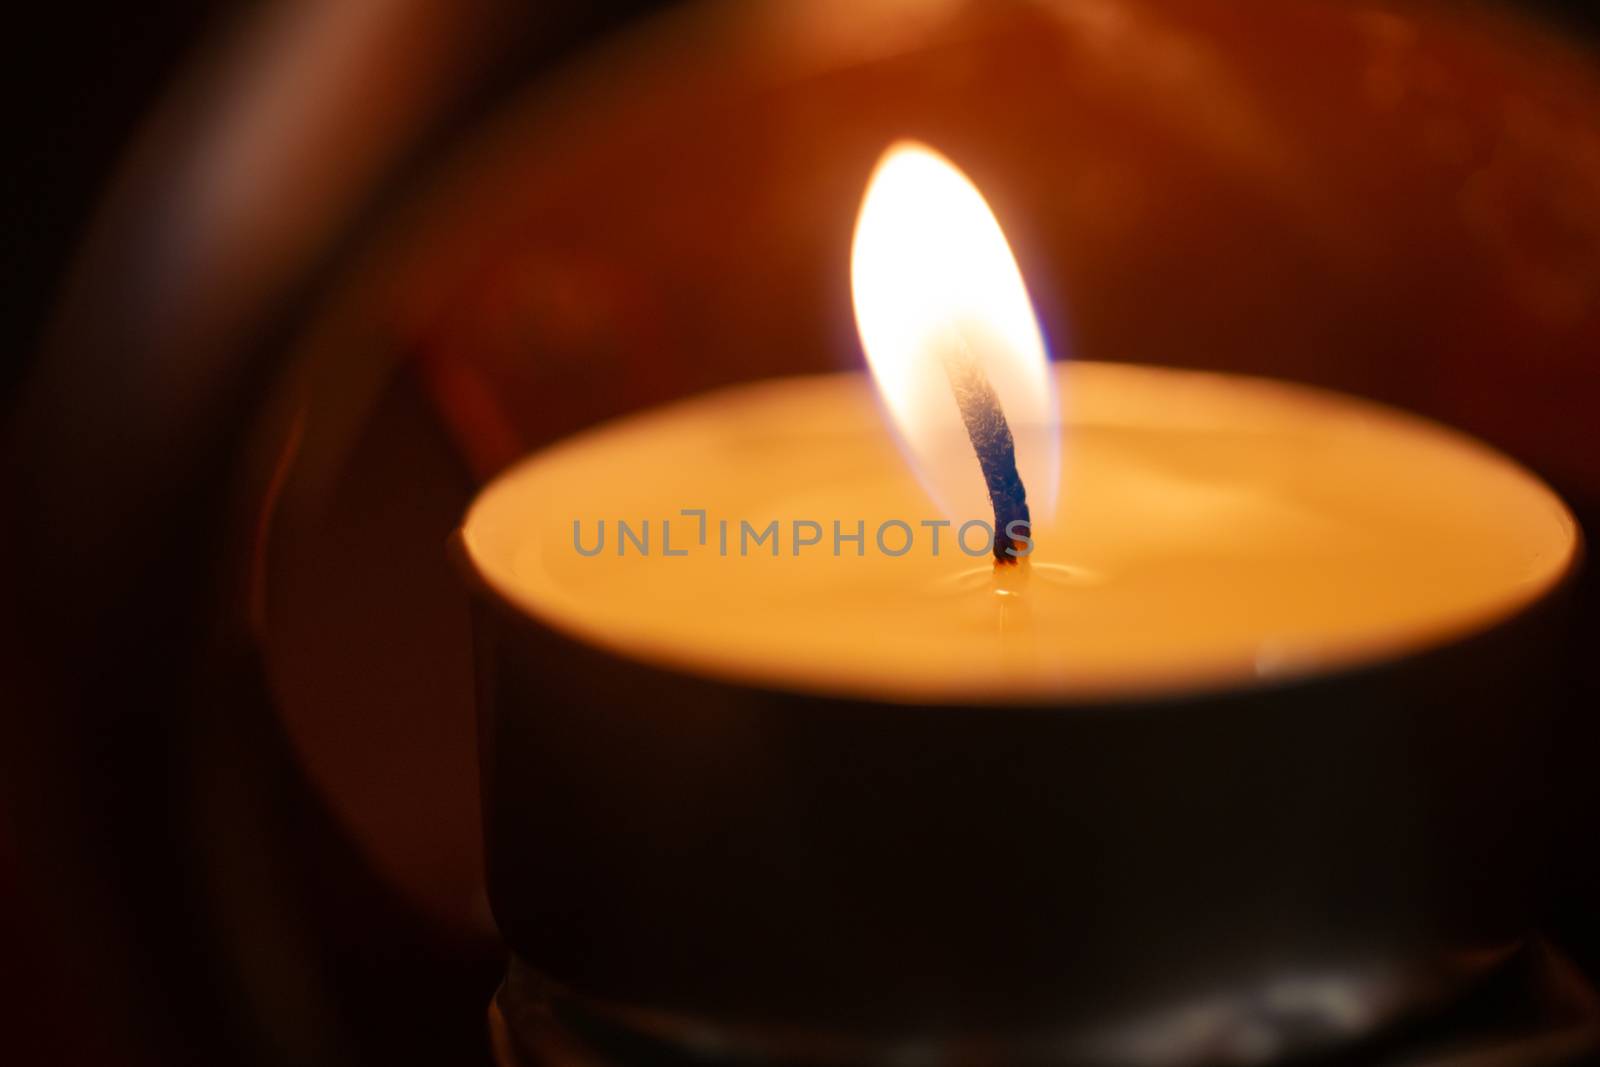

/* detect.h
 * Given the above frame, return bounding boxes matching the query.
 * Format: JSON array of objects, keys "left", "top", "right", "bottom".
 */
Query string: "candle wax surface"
[{"left": 461, "top": 363, "right": 1577, "bottom": 703}]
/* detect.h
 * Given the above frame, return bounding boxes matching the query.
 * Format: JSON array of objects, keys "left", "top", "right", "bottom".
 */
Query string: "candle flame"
[{"left": 851, "top": 141, "right": 1059, "bottom": 524}]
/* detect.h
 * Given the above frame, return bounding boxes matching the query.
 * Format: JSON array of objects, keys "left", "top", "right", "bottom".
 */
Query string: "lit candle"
[{"left": 459, "top": 143, "right": 1579, "bottom": 1062}]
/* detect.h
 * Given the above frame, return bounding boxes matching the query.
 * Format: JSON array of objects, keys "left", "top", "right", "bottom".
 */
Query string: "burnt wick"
[{"left": 939, "top": 336, "right": 1031, "bottom": 566}]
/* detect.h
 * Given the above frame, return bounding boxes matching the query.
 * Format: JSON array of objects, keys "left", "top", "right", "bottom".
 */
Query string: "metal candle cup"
[{"left": 458, "top": 362, "right": 1579, "bottom": 1065}]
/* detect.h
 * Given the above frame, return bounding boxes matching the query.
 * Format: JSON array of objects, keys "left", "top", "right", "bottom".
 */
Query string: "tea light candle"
[{"left": 459, "top": 143, "right": 1579, "bottom": 1064}]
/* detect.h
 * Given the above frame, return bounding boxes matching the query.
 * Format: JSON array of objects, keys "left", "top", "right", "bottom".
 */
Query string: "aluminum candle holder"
[{"left": 462, "top": 542, "right": 1578, "bottom": 1066}]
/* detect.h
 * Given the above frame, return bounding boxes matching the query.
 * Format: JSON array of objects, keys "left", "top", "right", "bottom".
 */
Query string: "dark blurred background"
[
  {"left": 8, "top": 0, "right": 1598, "bottom": 401},
  {"left": 3, "top": 7, "right": 683, "bottom": 1066},
  {"left": 2, "top": 0, "right": 686, "bottom": 402},
  {"left": 4, "top": 2, "right": 1599, "bottom": 1066}
]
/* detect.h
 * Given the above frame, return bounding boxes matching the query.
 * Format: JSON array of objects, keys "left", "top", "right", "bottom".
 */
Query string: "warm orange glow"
[{"left": 850, "top": 140, "right": 1059, "bottom": 522}]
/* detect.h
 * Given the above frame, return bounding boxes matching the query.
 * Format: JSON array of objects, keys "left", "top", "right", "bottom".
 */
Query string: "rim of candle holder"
[{"left": 486, "top": 940, "right": 1600, "bottom": 1067}]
